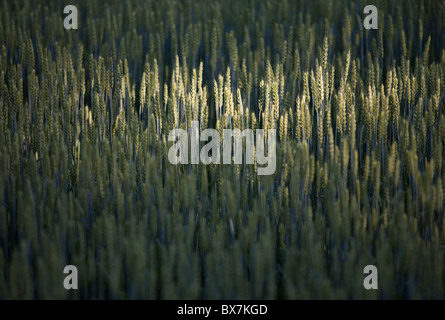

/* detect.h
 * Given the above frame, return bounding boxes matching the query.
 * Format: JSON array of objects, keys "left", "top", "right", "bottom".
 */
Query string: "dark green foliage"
[{"left": 0, "top": 0, "right": 444, "bottom": 299}]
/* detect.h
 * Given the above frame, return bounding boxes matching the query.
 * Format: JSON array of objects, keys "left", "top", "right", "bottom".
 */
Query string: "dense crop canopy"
[{"left": 0, "top": 0, "right": 444, "bottom": 299}]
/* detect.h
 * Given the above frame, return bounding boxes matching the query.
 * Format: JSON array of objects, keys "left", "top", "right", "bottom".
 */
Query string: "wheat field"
[{"left": 0, "top": 0, "right": 444, "bottom": 299}]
